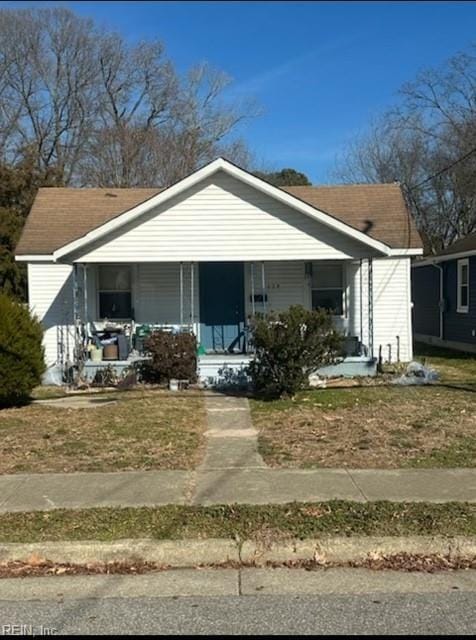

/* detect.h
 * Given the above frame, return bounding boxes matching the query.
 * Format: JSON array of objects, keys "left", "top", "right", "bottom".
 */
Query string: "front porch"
[{"left": 67, "top": 258, "right": 377, "bottom": 385}]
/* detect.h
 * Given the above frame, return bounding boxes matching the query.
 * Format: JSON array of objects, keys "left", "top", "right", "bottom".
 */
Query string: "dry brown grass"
[
  {"left": 252, "top": 386, "right": 476, "bottom": 468},
  {"left": 0, "top": 389, "right": 206, "bottom": 473}
]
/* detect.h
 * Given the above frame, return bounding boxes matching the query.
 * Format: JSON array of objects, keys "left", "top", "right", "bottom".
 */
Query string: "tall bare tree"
[
  {"left": 0, "top": 5, "right": 260, "bottom": 298},
  {"left": 84, "top": 62, "right": 259, "bottom": 187},
  {"left": 334, "top": 45, "right": 476, "bottom": 252},
  {"left": 0, "top": 7, "right": 258, "bottom": 187},
  {"left": 0, "top": 8, "right": 100, "bottom": 182}
]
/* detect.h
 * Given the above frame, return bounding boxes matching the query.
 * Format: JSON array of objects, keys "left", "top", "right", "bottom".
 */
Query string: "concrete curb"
[
  {"left": 240, "top": 535, "right": 476, "bottom": 565},
  {"left": 0, "top": 538, "right": 239, "bottom": 566},
  {"left": 0, "top": 536, "right": 474, "bottom": 567}
]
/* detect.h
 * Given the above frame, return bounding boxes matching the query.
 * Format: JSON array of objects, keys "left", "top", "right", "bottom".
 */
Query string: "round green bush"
[{"left": 0, "top": 293, "right": 45, "bottom": 407}]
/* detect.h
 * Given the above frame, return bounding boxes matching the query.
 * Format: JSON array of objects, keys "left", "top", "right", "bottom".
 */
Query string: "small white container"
[
  {"left": 169, "top": 379, "right": 179, "bottom": 391},
  {"left": 90, "top": 346, "right": 103, "bottom": 362}
]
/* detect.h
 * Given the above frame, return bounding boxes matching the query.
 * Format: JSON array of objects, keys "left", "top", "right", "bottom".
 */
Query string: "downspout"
[{"left": 431, "top": 261, "right": 444, "bottom": 340}]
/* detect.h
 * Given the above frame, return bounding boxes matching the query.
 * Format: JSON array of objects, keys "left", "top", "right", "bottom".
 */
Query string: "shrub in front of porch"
[
  {"left": 248, "top": 305, "right": 342, "bottom": 399},
  {"left": 141, "top": 330, "right": 197, "bottom": 384},
  {"left": 0, "top": 293, "right": 45, "bottom": 407}
]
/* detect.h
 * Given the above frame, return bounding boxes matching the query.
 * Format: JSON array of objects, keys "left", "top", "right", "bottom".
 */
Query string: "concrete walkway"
[
  {"left": 0, "top": 392, "right": 475, "bottom": 511},
  {"left": 0, "top": 468, "right": 474, "bottom": 512},
  {"left": 198, "top": 394, "right": 266, "bottom": 471}
]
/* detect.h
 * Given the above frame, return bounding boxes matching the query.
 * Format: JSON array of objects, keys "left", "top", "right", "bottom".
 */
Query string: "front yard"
[
  {"left": 252, "top": 344, "right": 476, "bottom": 469},
  {"left": 0, "top": 390, "right": 206, "bottom": 473}
]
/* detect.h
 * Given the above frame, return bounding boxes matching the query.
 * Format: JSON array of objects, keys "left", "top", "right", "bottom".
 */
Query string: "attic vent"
[{"left": 105, "top": 192, "right": 118, "bottom": 198}]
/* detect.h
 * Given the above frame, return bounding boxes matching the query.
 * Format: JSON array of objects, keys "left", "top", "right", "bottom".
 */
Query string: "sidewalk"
[
  {"left": 0, "top": 392, "right": 474, "bottom": 512},
  {"left": 0, "top": 467, "right": 474, "bottom": 512}
]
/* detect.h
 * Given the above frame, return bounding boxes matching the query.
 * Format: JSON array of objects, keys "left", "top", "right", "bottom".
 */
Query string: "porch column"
[
  {"left": 83, "top": 264, "right": 88, "bottom": 336},
  {"left": 190, "top": 262, "right": 195, "bottom": 334},
  {"left": 72, "top": 263, "right": 86, "bottom": 376},
  {"left": 359, "top": 258, "right": 364, "bottom": 346},
  {"left": 179, "top": 262, "right": 184, "bottom": 326},
  {"left": 367, "top": 257, "right": 374, "bottom": 357},
  {"left": 261, "top": 261, "right": 267, "bottom": 316},
  {"left": 250, "top": 262, "right": 256, "bottom": 316}
]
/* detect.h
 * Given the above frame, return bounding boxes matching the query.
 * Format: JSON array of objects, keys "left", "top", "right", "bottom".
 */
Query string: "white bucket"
[
  {"left": 90, "top": 347, "right": 103, "bottom": 362},
  {"left": 169, "top": 379, "right": 179, "bottom": 391}
]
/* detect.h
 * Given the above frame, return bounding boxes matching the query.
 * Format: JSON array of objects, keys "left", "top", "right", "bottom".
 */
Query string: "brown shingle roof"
[
  {"left": 16, "top": 188, "right": 162, "bottom": 256},
  {"left": 283, "top": 184, "right": 421, "bottom": 250},
  {"left": 15, "top": 182, "right": 421, "bottom": 255},
  {"left": 437, "top": 232, "right": 476, "bottom": 257}
]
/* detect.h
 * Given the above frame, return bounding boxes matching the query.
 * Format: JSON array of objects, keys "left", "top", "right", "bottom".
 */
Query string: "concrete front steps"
[{"left": 197, "top": 353, "right": 377, "bottom": 387}]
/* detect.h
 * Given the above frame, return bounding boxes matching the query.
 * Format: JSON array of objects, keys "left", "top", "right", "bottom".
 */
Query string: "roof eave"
[
  {"left": 52, "top": 158, "right": 392, "bottom": 261},
  {"left": 15, "top": 254, "right": 54, "bottom": 262},
  {"left": 413, "top": 248, "right": 476, "bottom": 266}
]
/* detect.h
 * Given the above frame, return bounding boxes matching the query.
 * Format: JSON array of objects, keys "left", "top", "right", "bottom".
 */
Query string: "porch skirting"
[
  {"left": 79, "top": 353, "right": 377, "bottom": 387},
  {"left": 197, "top": 354, "right": 377, "bottom": 387}
]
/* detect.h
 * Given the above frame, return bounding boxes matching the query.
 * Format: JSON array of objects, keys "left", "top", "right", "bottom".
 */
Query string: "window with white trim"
[
  {"left": 457, "top": 258, "right": 469, "bottom": 313},
  {"left": 98, "top": 265, "right": 132, "bottom": 319},
  {"left": 310, "top": 263, "right": 344, "bottom": 315}
]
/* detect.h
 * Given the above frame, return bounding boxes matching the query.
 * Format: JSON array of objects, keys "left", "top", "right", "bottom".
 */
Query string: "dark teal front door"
[{"left": 199, "top": 262, "right": 245, "bottom": 352}]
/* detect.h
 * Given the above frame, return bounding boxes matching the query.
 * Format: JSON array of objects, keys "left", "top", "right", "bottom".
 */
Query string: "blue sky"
[{"left": 4, "top": 1, "right": 476, "bottom": 182}]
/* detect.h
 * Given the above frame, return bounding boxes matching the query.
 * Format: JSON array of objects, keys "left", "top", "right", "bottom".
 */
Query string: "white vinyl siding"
[
  {"left": 27, "top": 263, "right": 74, "bottom": 367},
  {"left": 244, "top": 261, "right": 308, "bottom": 318},
  {"left": 372, "top": 257, "right": 413, "bottom": 362},
  {"left": 27, "top": 257, "right": 414, "bottom": 369},
  {"left": 77, "top": 172, "right": 378, "bottom": 263},
  {"left": 135, "top": 263, "right": 199, "bottom": 327}
]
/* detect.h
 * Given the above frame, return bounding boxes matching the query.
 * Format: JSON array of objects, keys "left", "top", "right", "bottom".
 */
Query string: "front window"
[
  {"left": 311, "top": 263, "right": 344, "bottom": 315},
  {"left": 98, "top": 265, "right": 132, "bottom": 319},
  {"left": 457, "top": 258, "right": 469, "bottom": 313}
]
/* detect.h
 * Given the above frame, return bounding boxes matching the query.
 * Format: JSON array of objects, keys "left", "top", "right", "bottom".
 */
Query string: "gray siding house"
[{"left": 412, "top": 233, "right": 476, "bottom": 353}]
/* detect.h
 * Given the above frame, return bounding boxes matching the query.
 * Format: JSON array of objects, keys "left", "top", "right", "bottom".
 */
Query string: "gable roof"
[
  {"left": 413, "top": 232, "right": 476, "bottom": 267},
  {"left": 15, "top": 158, "right": 421, "bottom": 258},
  {"left": 437, "top": 232, "right": 476, "bottom": 258},
  {"left": 16, "top": 188, "right": 162, "bottom": 256},
  {"left": 283, "top": 184, "right": 420, "bottom": 251}
]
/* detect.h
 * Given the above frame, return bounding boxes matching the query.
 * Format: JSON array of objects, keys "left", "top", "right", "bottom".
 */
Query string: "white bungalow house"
[{"left": 15, "top": 158, "right": 422, "bottom": 384}]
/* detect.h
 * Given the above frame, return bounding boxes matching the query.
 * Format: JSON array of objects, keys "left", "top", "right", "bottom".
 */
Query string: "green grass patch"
[
  {"left": 413, "top": 342, "right": 476, "bottom": 385},
  {"left": 251, "top": 386, "right": 380, "bottom": 414},
  {"left": 0, "top": 502, "right": 474, "bottom": 543},
  {"left": 408, "top": 437, "right": 476, "bottom": 468},
  {"left": 0, "top": 389, "right": 206, "bottom": 473},
  {"left": 30, "top": 386, "right": 70, "bottom": 400},
  {"left": 251, "top": 385, "right": 476, "bottom": 469}
]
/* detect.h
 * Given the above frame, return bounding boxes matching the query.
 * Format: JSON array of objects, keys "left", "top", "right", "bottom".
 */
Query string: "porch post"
[
  {"left": 72, "top": 264, "right": 80, "bottom": 326},
  {"left": 261, "top": 261, "right": 267, "bottom": 315},
  {"left": 368, "top": 257, "right": 374, "bottom": 357},
  {"left": 359, "top": 258, "right": 363, "bottom": 347},
  {"left": 83, "top": 264, "right": 88, "bottom": 335},
  {"left": 250, "top": 262, "right": 256, "bottom": 316},
  {"left": 179, "top": 262, "right": 184, "bottom": 326},
  {"left": 72, "top": 263, "right": 84, "bottom": 379},
  {"left": 190, "top": 262, "right": 194, "bottom": 333}
]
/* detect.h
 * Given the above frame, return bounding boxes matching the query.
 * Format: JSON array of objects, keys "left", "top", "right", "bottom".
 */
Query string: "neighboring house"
[
  {"left": 412, "top": 233, "right": 476, "bottom": 353},
  {"left": 15, "top": 158, "right": 422, "bottom": 384}
]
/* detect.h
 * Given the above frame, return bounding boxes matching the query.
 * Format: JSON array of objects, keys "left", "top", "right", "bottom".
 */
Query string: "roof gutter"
[
  {"left": 414, "top": 248, "right": 476, "bottom": 266},
  {"left": 15, "top": 254, "right": 55, "bottom": 262}
]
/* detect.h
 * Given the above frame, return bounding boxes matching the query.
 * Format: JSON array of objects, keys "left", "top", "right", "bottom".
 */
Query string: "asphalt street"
[{"left": 0, "top": 591, "right": 475, "bottom": 635}]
